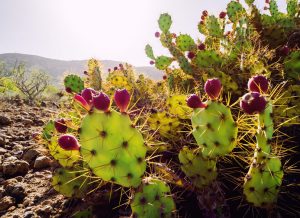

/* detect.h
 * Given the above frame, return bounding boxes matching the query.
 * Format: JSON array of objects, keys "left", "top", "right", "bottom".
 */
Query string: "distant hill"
[{"left": 0, "top": 53, "right": 163, "bottom": 85}]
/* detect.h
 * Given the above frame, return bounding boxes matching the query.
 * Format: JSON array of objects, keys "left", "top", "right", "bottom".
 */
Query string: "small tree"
[
  {"left": 0, "top": 62, "right": 12, "bottom": 90},
  {"left": 12, "top": 63, "right": 50, "bottom": 102}
]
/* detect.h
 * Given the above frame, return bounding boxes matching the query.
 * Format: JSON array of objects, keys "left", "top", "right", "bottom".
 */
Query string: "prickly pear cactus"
[
  {"left": 193, "top": 50, "right": 222, "bottom": 69},
  {"left": 284, "top": 51, "right": 300, "bottom": 81},
  {"left": 79, "top": 109, "right": 147, "bottom": 188},
  {"left": 158, "top": 13, "right": 172, "bottom": 33},
  {"left": 176, "top": 34, "right": 196, "bottom": 51},
  {"left": 166, "top": 95, "right": 192, "bottom": 119},
  {"left": 86, "top": 58, "right": 103, "bottom": 90},
  {"left": 155, "top": 56, "right": 173, "bottom": 70},
  {"left": 147, "top": 110, "right": 181, "bottom": 138},
  {"left": 131, "top": 177, "right": 176, "bottom": 218},
  {"left": 191, "top": 101, "right": 238, "bottom": 158},
  {"left": 243, "top": 157, "right": 283, "bottom": 208},
  {"left": 52, "top": 167, "right": 88, "bottom": 198},
  {"left": 226, "top": 1, "right": 245, "bottom": 22},
  {"left": 179, "top": 146, "right": 217, "bottom": 189},
  {"left": 64, "top": 74, "right": 84, "bottom": 93}
]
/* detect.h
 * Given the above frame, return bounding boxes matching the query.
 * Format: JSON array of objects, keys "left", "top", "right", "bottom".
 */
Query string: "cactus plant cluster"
[{"left": 40, "top": 0, "right": 300, "bottom": 217}]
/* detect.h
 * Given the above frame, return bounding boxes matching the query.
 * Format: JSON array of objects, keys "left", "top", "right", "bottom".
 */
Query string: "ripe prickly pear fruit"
[
  {"left": 247, "top": 75, "right": 269, "bottom": 93},
  {"left": 202, "top": 10, "right": 208, "bottom": 16},
  {"left": 81, "top": 88, "right": 97, "bottom": 106},
  {"left": 219, "top": 11, "right": 226, "bottom": 18},
  {"left": 93, "top": 92, "right": 110, "bottom": 112},
  {"left": 187, "top": 51, "right": 195, "bottom": 59},
  {"left": 198, "top": 43, "right": 205, "bottom": 50},
  {"left": 278, "top": 45, "right": 290, "bottom": 56},
  {"left": 187, "top": 94, "right": 207, "bottom": 109},
  {"left": 204, "top": 78, "right": 222, "bottom": 100},
  {"left": 240, "top": 92, "right": 267, "bottom": 114},
  {"left": 74, "top": 94, "right": 91, "bottom": 111},
  {"left": 155, "top": 31, "right": 160, "bottom": 38},
  {"left": 54, "top": 118, "right": 68, "bottom": 133},
  {"left": 150, "top": 60, "right": 155, "bottom": 65},
  {"left": 114, "top": 89, "right": 130, "bottom": 113},
  {"left": 58, "top": 134, "right": 80, "bottom": 150}
]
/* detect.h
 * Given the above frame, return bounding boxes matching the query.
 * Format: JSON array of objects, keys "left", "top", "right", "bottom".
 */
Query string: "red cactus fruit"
[
  {"left": 187, "top": 94, "right": 207, "bottom": 109},
  {"left": 278, "top": 45, "right": 290, "bottom": 56},
  {"left": 187, "top": 51, "right": 195, "bottom": 59},
  {"left": 108, "top": 68, "right": 111, "bottom": 72},
  {"left": 93, "top": 92, "right": 110, "bottom": 112},
  {"left": 58, "top": 134, "right": 80, "bottom": 150},
  {"left": 65, "top": 87, "right": 72, "bottom": 93},
  {"left": 204, "top": 78, "right": 222, "bottom": 100},
  {"left": 240, "top": 92, "right": 267, "bottom": 114},
  {"left": 150, "top": 60, "right": 155, "bottom": 65},
  {"left": 200, "top": 20, "right": 204, "bottom": 25},
  {"left": 155, "top": 32, "right": 160, "bottom": 38},
  {"left": 247, "top": 75, "right": 269, "bottom": 93},
  {"left": 202, "top": 10, "right": 208, "bottom": 16},
  {"left": 201, "top": 15, "right": 206, "bottom": 20},
  {"left": 83, "top": 70, "right": 88, "bottom": 75},
  {"left": 219, "top": 11, "right": 226, "bottom": 19},
  {"left": 172, "top": 33, "right": 177, "bottom": 38},
  {"left": 114, "top": 89, "right": 130, "bottom": 113},
  {"left": 265, "top": 0, "right": 270, "bottom": 4},
  {"left": 81, "top": 88, "right": 97, "bottom": 106},
  {"left": 74, "top": 94, "right": 91, "bottom": 111},
  {"left": 163, "top": 75, "right": 167, "bottom": 80},
  {"left": 54, "top": 118, "right": 68, "bottom": 133},
  {"left": 114, "top": 66, "right": 118, "bottom": 71},
  {"left": 198, "top": 43, "right": 206, "bottom": 50}
]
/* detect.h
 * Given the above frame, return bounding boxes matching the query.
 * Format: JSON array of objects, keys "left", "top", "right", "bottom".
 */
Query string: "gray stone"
[
  {"left": 22, "top": 149, "right": 40, "bottom": 164},
  {"left": 34, "top": 156, "right": 52, "bottom": 169},
  {"left": 0, "top": 196, "right": 15, "bottom": 211},
  {"left": 3, "top": 159, "right": 29, "bottom": 177}
]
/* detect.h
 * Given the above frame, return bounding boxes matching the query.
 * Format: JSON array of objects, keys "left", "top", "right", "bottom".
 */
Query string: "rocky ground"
[{"left": 0, "top": 99, "right": 71, "bottom": 218}]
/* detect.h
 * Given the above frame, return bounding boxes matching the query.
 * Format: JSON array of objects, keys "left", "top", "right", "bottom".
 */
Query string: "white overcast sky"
[{"left": 0, "top": 0, "right": 286, "bottom": 66}]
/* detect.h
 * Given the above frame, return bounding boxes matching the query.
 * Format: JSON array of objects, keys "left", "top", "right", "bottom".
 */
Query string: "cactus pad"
[
  {"left": 42, "top": 120, "right": 55, "bottom": 141},
  {"left": 155, "top": 56, "right": 173, "bottom": 70},
  {"left": 206, "top": 16, "right": 223, "bottom": 38},
  {"left": 131, "top": 177, "right": 175, "bottom": 218},
  {"left": 284, "top": 51, "right": 300, "bottom": 81},
  {"left": 158, "top": 13, "right": 172, "bottom": 33},
  {"left": 191, "top": 100, "right": 238, "bottom": 158},
  {"left": 79, "top": 110, "right": 147, "bottom": 188},
  {"left": 243, "top": 157, "right": 283, "bottom": 208},
  {"left": 52, "top": 167, "right": 88, "bottom": 198},
  {"left": 179, "top": 147, "right": 217, "bottom": 189},
  {"left": 193, "top": 50, "right": 222, "bottom": 69},
  {"left": 145, "top": 44, "right": 155, "bottom": 60},
  {"left": 226, "top": 1, "right": 245, "bottom": 23},
  {"left": 166, "top": 95, "right": 192, "bottom": 119},
  {"left": 287, "top": 0, "right": 298, "bottom": 17},
  {"left": 175, "top": 34, "right": 195, "bottom": 52},
  {"left": 64, "top": 74, "right": 84, "bottom": 93},
  {"left": 269, "top": 0, "right": 279, "bottom": 18}
]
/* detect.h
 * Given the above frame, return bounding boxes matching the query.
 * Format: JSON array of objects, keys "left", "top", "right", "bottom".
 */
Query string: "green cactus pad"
[
  {"left": 64, "top": 74, "right": 84, "bottom": 94},
  {"left": 243, "top": 157, "right": 283, "bottom": 208},
  {"left": 166, "top": 95, "right": 192, "bottom": 119},
  {"left": 287, "top": 0, "right": 298, "bottom": 17},
  {"left": 52, "top": 167, "right": 88, "bottom": 198},
  {"left": 193, "top": 50, "right": 222, "bottom": 68},
  {"left": 216, "top": 71, "right": 239, "bottom": 94},
  {"left": 206, "top": 16, "right": 223, "bottom": 38},
  {"left": 179, "top": 147, "right": 217, "bottom": 189},
  {"left": 155, "top": 56, "right": 173, "bottom": 70},
  {"left": 178, "top": 56, "right": 194, "bottom": 75},
  {"left": 131, "top": 177, "right": 175, "bottom": 218},
  {"left": 175, "top": 34, "right": 196, "bottom": 52},
  {"left": 245, "top": 0, "right": 254, "bottom": 5},
  {"left": 269, "top": 0, "right": 279, "bottom": 18},
  {"left": 145, "top": 44, "right": 155, "bottom": 60},
  {"left": 79, "top": 110, "right": 147, "bottom": 188},
  {"left": 42, "top": 120, "right": 55, "bottom": 141},
  {"left": 191, "top": 100, "right": 238, "bottom": 158},
  {"left": 148, "top": 111, "right": 181, "bottom": 138},
  {"left": 48, "top": 135, "right": 81, "bottom": 167},
  {"left": 72, "top": 208, "right": 92, "bottom": 218},
  {"left": 226, "top": 1, "right": 245, "bottom": 23},
  {"left": 284, "top": 51, "right": 300, "bottom": 81},
  {"left": 158, "top": 13, "right": 172, "bottom": 33}
]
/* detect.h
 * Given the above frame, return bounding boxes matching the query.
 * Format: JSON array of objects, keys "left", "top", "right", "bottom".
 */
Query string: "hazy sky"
[{"left": 0, "top": 0, "right": 286, "bottom": 66}]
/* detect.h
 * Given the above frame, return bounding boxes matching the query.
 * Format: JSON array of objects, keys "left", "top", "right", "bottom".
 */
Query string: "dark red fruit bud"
[
  {"left": 265, "top": 0, "right": 270, "bottom": 4},
  {"left": 240, "top": 92, "right": 267, "bottom": 114},
  {"left": 81, "top": 88, "right": 97, "bottom": 106},
  {"left": 65, "top": 87, "right": 72, "bottom": 93},
  {"left": 54, "top": 118, "right": 68, "bottom": 133},
  {"left": 108, "top": 68, "right": 111, "bottom": 72},
  {"left": 155, "top": 32, "right": 160, "bottom": 38},
  {"left": 278, "top": 45, "right": 290, "bottom": 56},
  {"left": 83, "top": 71, "right": 88, "bottom": 75},
  {"left": 150, "top": 60, "right": 155, "bottom": 65},
  {"left": 163, "top": 75, "right": 167, "bottom": 80},
  {"left": 187, "top": 51, "right": 195, "bottom": 59},
  {"left": 74, "top": 94, "right": 91, "bottom": 111},
  {"left": 58, "top": 134, "right": 80, "bottom": 150},
  {"left": 204, "top": 78, "right": 222, "bottom": 99},
  {"left": 201, "top": 15, "right": 206, "bottom": 20},
  {"left": 172, "top": 33, "right": 177, "bottom": 38},
  {"left": 119, "top": 63, "right": 123, "bottom": 68},
  {"left": 187, "top": 94, "right": 207, "bottom": 109},
  {"left": 198, "top": 43, "right": 206, "bottom": 50},
  {"left": 202, "top": 10, "right": 208, "bottom": 16},
  {"left": 114, "top": 67, "right": 118, "bottom": 71},
  {"left": 200, "top": 21, "right": 204, "bottom": 25},
  {"left": 247, "top": 75, "right": 269, "bottom": 93},
  {"left": 93, "top": 92, "right": 110, "bottom": 112},
  {"left": 264, "top": 6, "right": 268, "bottom": 10},
  {"left": 114, "top": 89, "right": 130, "bottom": 113},
  {"left": 219, "top": 11, "right": 226, "bottom": 19}
]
